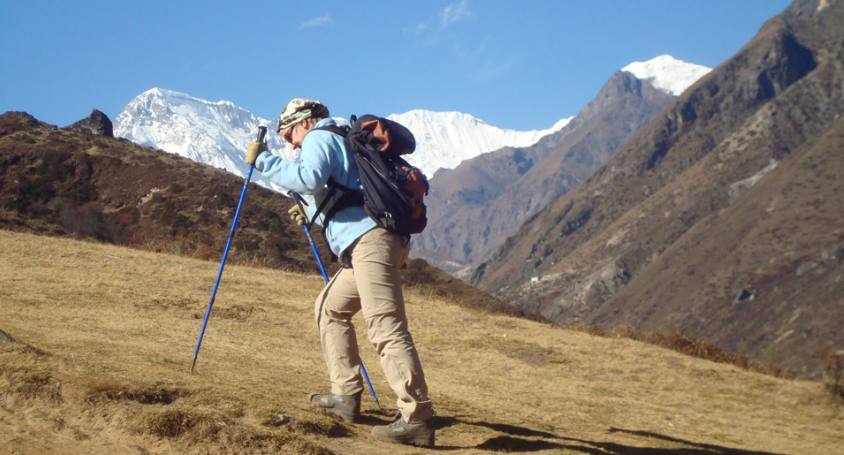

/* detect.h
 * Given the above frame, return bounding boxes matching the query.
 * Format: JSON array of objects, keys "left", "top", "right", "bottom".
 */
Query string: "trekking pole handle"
[
  {"left": 289, "top": 191, "right": 307, "bottom": 207},
  {"left": 289, "top": 191, "right": 309, "bottom": 217}
]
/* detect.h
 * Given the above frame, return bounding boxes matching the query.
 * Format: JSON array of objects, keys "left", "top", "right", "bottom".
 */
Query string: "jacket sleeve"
[{"left": 254, "top": 132, "right": 336, "bottom": 194}]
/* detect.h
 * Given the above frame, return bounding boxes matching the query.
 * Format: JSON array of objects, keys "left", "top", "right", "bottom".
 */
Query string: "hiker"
[{"left": 245, "top": 98, "right": 435, "bottom": 447}]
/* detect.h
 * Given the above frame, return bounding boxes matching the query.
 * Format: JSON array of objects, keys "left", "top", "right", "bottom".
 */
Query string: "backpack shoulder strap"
[
  {"left": 312, "top": 124, "right": 350, "bottom": 137},
  {"left": 309, "top": 179, "right": 365, "bottom": 263}
]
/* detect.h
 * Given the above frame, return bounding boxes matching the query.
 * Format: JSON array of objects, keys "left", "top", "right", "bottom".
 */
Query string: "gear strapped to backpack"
[{"left": 310, "top": 115, "right": 429, "bottom": 241}]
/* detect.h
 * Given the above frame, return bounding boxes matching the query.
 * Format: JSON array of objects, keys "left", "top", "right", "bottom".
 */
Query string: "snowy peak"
[
  {"left": 114, "top": 88, "right": 293, "bottom": 192},
  {"left": 116, "top": 88, "right": 276, "bottom": 141},
  {"left": 388, "top": 110, "right": 572, "bottom": 177},
  {"left": 121, "top": 88, "right": 247, "bottom": 124},
  {"left": 622, "top": 55, "right": 711, "bottom": 96}
]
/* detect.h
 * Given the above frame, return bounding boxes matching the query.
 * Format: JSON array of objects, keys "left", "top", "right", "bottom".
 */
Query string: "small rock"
[
  {"left": 796, "top": 261, "right": 818, "bottom": 276},
  {"left": 268, "top": 413, "right": 290, "bottom": 426},
  {"left": 732, "top": 288, "right": 756, "bottom": 305},
  {"left": 0, "top": 329, "right": 15, "bottom": 343}
]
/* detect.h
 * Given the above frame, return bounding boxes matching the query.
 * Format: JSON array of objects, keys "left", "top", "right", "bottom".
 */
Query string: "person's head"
[{"left": 277, "top": 98, "right": 329, "bottom": 149}]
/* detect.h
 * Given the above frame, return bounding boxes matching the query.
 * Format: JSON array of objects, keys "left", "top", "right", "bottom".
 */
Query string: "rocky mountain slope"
[
  {"left": 473, "top": 0, "right": 843, "bottom": 378},
  {"left": 415, "top": 58, "right": 704, "bottom": 271},
  {"left": 0, "top": 111, "right": 312, "bottom": 269}
]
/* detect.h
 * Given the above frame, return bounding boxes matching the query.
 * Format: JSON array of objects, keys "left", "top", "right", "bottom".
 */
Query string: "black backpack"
[{"left": 311, "top": 115, "right": 429, "bottom": 237}]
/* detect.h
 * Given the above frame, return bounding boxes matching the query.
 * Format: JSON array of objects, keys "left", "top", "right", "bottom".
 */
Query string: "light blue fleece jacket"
[{"left": 254, "top": 118, "right": 376, "bottom": 257}]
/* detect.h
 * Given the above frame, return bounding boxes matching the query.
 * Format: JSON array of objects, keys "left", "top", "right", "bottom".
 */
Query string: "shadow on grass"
[
  {"left": 431, "top": 416, "right": 783, "bottom": 454},
  {"left": 358, "top": 408, "right": 398, "bottom": 426}
]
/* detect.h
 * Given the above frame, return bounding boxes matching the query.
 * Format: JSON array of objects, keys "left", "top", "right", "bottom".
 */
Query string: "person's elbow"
[{"left": 297, "top": 167, "right": 329, "bottom": 192}]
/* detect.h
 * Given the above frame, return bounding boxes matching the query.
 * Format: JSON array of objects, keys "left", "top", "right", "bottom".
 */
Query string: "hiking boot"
[
  {"left": 308, "top": 392, "right": 361, "bottom": 422},
  {"left": 371, "top": 414, "right": 435, "bottom": 447}
]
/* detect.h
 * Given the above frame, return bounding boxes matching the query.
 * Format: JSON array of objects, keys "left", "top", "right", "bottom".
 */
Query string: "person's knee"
[
  {"left": 366, "top": 315, "right": 412, "bottom": 352},
  {"left": 316, "top": 290, "right": 359, "bottom": 327},
  {"left": 326, "top": 308, "right": 354, "bottom": 324}
]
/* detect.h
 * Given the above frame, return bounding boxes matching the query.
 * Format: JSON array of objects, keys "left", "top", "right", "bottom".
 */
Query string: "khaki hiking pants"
[{"left": 314, "top": 228, "right": 434, "bottom": 422}]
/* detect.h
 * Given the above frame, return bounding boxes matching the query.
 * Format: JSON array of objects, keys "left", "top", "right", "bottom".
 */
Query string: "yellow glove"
[
  {"left": 288, "top": 204, "right": 307, "bottom": 225},
  {"left": 245, "top": 141, "right": 268, "bottom": 165}
]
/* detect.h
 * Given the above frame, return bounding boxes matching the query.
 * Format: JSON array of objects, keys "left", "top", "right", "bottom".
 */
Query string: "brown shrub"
[
  {"left": 288, "top": 415, "right": 349, "bottom": 438},
  {"left": 87, "top": 381, "right": 190, "bottom": 405},
  {"left": 11, "top": 370, "right": 63, "bottom": 402},
  {"left": 146, "top": 409, "right": 201, "bottom": 438},
  {"left": 211, "top": 428, "right": 333, "bottom": 455},
  {"left": 146, "top": 408, "right": 336, "bottom": 454}
]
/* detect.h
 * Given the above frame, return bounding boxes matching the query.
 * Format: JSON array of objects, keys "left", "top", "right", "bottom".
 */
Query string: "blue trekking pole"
[
  {"left": 289, "top": 191, "right": 382, "bottom": 410},
  {"left": 191, "top": 126, "right": 267, "bottom": 374}
]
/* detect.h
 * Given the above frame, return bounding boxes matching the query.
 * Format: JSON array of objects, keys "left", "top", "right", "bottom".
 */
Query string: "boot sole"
[
  {"left": 373, "top": 432, "right": 435, "bottom": 447},
  {"left": 410, "top": 434, "right": 435, "bottom": 447},
  {"left": 324, "top": 409, "right": 358, "bottom": 423}
]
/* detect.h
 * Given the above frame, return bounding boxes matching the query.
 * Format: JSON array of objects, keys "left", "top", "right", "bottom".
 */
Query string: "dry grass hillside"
[{"left": 2, "top": 229, "right": 842, "bottom": 454}]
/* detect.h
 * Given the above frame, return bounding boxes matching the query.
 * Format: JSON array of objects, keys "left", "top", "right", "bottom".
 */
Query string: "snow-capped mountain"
[
  {"left": 622, "top": 54, "right": 711, "bottom": 96},
  {"left": 388, "top": 111, "right": 572, "bottom": 177},
  {"left": 115, "top": 88, "right": 571, "bottom": 188},
  {"left": 114, "top": 88, "right": 293, "bottom": 193}
]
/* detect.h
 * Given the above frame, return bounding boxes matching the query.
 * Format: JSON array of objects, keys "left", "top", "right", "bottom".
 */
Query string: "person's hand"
[
  {"left": 245, "top": 141, "right": 268, "bottom": 165},
  {"left": 288, "top": 204, "right": 307, "bottom": 225}
]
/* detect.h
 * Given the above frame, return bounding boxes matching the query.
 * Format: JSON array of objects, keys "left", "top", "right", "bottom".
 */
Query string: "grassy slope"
[{"left": 1, "top": 230, "right": 841, "bottom": 454}]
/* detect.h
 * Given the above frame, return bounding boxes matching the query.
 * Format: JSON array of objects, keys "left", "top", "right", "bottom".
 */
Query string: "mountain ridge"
[
  {"left": 113, "top": 89, "right": 573, "bottom": 183},
  {"left": 112, "top": 54, "right": 709, "bottom": 186},
  {"left": 414, "top": 69, "right": 676, "bottom": 271},
  {"left": 387, "top": 109, "right": 572, "bottom": 177}
]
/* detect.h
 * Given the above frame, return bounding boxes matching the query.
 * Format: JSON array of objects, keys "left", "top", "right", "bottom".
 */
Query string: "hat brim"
[{"left": 277, "top": 113, "right": 311, "bottom": 134}]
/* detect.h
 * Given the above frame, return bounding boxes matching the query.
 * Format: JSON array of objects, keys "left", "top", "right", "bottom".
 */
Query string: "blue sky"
[{"left": 1, "top": 0, "right": 791, "bottom": 130}]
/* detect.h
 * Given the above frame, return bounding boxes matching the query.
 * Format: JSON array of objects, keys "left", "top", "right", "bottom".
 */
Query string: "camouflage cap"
[{"left": 277, "top": 98, "right": 330, "bottom": 133}]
